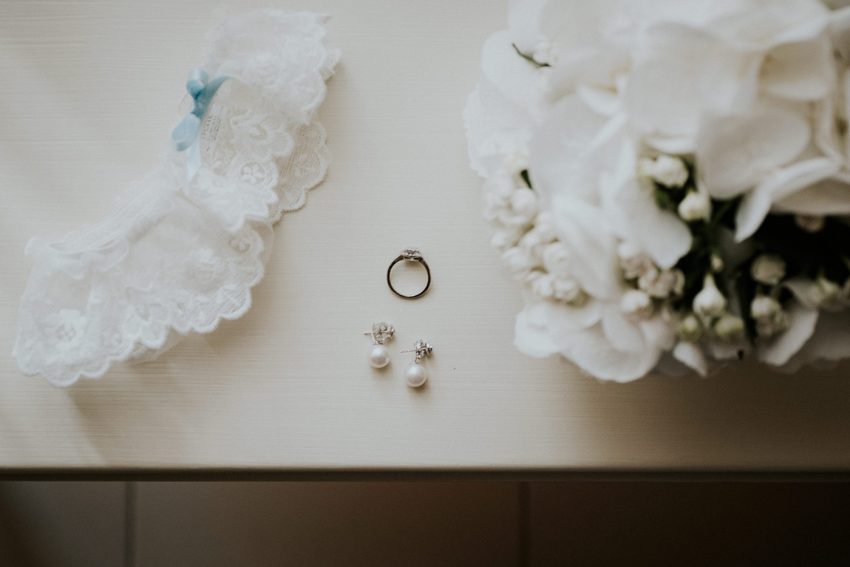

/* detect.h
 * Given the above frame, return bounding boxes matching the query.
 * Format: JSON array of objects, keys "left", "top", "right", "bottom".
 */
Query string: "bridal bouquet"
[{"left": 465, "top": 0, "right": 850, "bottom": 381}]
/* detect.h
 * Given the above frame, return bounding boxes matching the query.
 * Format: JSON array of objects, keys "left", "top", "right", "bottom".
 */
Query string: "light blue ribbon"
[{"left": 171, "top": 68, "right": 228, "bottom": 179}]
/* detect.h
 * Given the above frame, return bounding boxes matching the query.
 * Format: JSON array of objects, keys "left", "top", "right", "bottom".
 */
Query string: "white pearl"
[
  {"left": 369, "top": 344, "right": 390, "bottom": 368},
  {"left": 405, "top": 362, "right": 428, "bottom": 388}
]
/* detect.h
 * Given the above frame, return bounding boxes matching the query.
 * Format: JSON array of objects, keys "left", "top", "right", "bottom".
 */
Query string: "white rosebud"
[
  {"left": 638, "top": 155, "right": 689, "bottom": 188},
  {"left": 670, "top": 270, "right": 685, "bottom": 296},
  {"left": 714, "top": 314, "right": 745, "bottom": 341},
  {"left": 693, "top": 274, "right": 727, "bottom": 319},
  {"left": 552, "top": 277, "right": 584, "bottom": 304},
  {"left": 643, "top": 269, "right": 685, "bottom": 299},
  {"left": 490, "top": 229, "right": 522, "bottom": 251},
  {"left": 677, "top": 190, "right": 711, "bottom": 222},
  {"left": 497, "top": 207, "right": 534, "bottom": 229},
  {"left": 751, "top": 295, "right": 789, "bottom": 337},
  {"left": 750, "top": 254, "right": 785, "bottom": 285},
  {"left": 620, "top": 289, "right": 653, "bottom": 319},
  {"left": 530, "top": 272, "right": 555, "bottom": 299},
  {"left": 518, "top": 228, "right": 548, "bottom": 261},
  {"left": 637, "top": 266, "right": 659, "bottom": 290},
  {"left": 542, "top": 242, "right": 571, "bottom": 277},
  {"left": 618, "top": 242, "right": 654, "bottom": 281},
  {"left": 795, "top": 214, "right": 825, "bottom": 233},
  {"left": 677, "top": 313, "right": 702, "bottom": 342},
  {"left": 750, "top": 294, "right": 781, "bottom": 319},
  {"left": 710, "top": 253, "right": 724, "bottom": 273},
  {"left": 510, "top": 188, "right": 538, "bottom": 219},
  {"left": 502, "top": 247, "right": 534, "bottom": 276},
  {"left": 533, "top": 212, "right": 556, "bottom": 242}
]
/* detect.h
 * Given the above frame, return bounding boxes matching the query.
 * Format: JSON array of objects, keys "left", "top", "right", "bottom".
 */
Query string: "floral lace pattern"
[{"left": 13, "top": 10, "right": 339, "bottom": 386}]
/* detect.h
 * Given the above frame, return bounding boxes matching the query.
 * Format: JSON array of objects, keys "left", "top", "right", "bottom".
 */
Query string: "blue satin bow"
[{"left": 171, "top": 68, "right": 228, "bottom": 178}]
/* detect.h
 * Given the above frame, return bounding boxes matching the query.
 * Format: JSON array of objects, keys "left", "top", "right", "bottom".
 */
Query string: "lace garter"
[{"left": 13, "top": 10, "right": 340, "bottom": 385}]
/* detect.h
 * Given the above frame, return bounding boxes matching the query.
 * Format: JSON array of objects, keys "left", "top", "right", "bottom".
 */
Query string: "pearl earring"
[
  {"left": 402, "top": 339, "right": 433, "bottom": 388},
  {"left": 363, "top": 321, "right": 395, "bottom": 368}
]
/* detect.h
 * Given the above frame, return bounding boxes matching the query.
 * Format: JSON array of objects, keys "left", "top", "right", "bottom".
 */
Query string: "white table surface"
[{"left": 2, "top": 0, "right": 849, "bottom": 474}]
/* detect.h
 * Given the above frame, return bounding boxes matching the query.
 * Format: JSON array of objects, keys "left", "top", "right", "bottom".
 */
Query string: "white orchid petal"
[
  {"left": 830, "top": 7, "right": 850, "bottom": 61},
  {"left": 796, "top": 312, "right": 850, "bottom": 361},
  {"left": 514, "top": 304, "right": 561, "bottom": 358},
  {"left": 627, "top": 23, "right": 761, "bottom": 144},
  {"left": 616, "top": 179, "right": 692, "bottom": 268},
  {"left": 774, "top": 174, "right": 850, "bottom": 215},
  {"left": 643, "top": 133, "right": 698, "bottom": 155},
  {"left": 539, "top": 0, "right": 621, "bottom": 55},
  {"left": 529, "top": 96, "right": 612, "bottom": 204},
  {"left": 708, "top": 340, "right": 747, "bottom": 361},
  {"left": 698, "top": 105, "right": 811, "bottom": 198},
  {"left": 734, "top": 190, "right": 772, "bottom": 243},
  {"left": 507, "top": 0, "right": 547, "bottom": 53},
  {"left": 576, "top": 84, "right": 621, "bottom": 116},
  {"left": 548, "top": 47, "right": 630, "bottom": 96},
  {"left": 640, "top": 315, "right": 677, "bottom": 351},
  {"left": 550, "top": 196, "right": 620, "bottom": 297},
  {"left": 762, "top": 38, "right": 835, "bottom": 101},
  {"left": 757, "top": 303, "right": 819, "bottom": 366},
  {"left": 525, "top": 297, "right": 603, "bottom": 339},
  {"left": 602, "top": 306, "right": 645, "bottom": 352},
  {"left": 813, "top": 95, "right": 844, "bottom": 162},
  {"left": 626, "top": 57, "right": 700, "bottom": 140},
  {"left": 481, "top": 31, "right": 545, "bottom": 110},
  {"left": 673, "top": 341, "right": 708, "bottom": 376},
  {"left": 559, "top": 324, "right": 662, "bottom": 382},
  {"left": 734, "top": 158, "right": 839, "bottom": 240},
  {"left": 712, "top": 2, "right": 829, "bottom": 49},
  {"left": 784, "top": 277, "right": 821, "bottom": 309},
  {"left": 464, "top": 86, "right": 528, "bottom": 177}
]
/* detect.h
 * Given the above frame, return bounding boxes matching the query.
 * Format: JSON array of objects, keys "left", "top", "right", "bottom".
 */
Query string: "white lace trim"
[{"left": 13, "top": 10, "right": 339, "bottom": 386}]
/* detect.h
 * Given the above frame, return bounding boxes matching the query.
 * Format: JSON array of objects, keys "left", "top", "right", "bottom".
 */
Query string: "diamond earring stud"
[
  {"left": 401, "top": 339, "right": 433, "bottom": 388},
  {"left": 363, "top": 321, "right": 395, "bottom": 369}
]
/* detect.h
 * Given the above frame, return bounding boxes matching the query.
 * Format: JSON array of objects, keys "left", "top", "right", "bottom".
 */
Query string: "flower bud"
[
  {"left": 714, "top": 314, "right": 745, "bottom": 342},
  {"left": 502, "top": 247, "right": 534, "bottom": 276},
  {"left": 693, "top": 274, "right": 726, "bottom": 319},
  {"left": 750, "top": 254, "right": 785, "bottom": 285},
  {"left": 490, "top": 229, "right": 521, "bottom": 250},
  {"left": 534, "top": 211, "right": 558, "bottom": 242},
  {"left": 638, "top": 155, "right": 689, "bottom": 188},
  {"left": 530, "top": 272, "right": 555, "bottom": 299},
  {"left": 710, "top": 253, "right": 724, "bottom": 273},
  {"left": 795, "top": 214, "right": 825, "bottom": 233},
  {"left": 677, "top": 313, "right": 702, "bottom": 342},
  {"left": 677, "top": 190, "right": 711, "bottom": 222},
  {"left": 542, "top": 242, "right": 571, "bottom": 277},
  {"left": 750, "top": 294, "right": 790, "bottom": 337},
  {"left": 643, "top": 268, "right": 685, "bottom": 299},
  {"left": 510, "top": 188, "right": 538, "bottom": 219},
  {"left": 620, "top": 289, "right": 653, "bottom": 319},
  {"left": 552, "top": 277, "right": 584, "bottom": 304},
  {"left": 750, "top": 294, "right": 781, "bottom": 319},
  {"left": 619, "top": 245, "right": 653, "bottom": 281}
]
